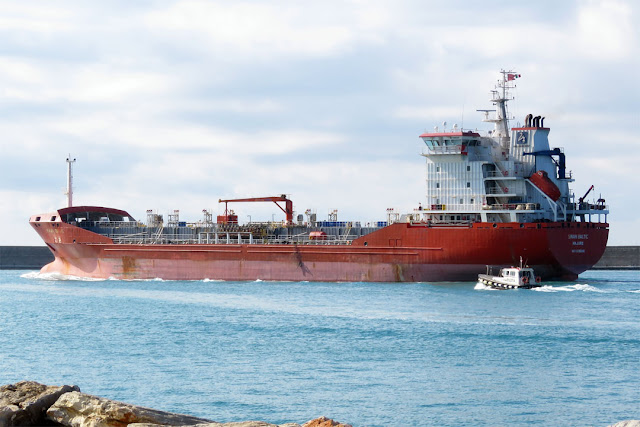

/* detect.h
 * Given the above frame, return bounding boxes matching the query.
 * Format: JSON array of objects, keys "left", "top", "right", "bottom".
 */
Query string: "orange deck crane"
[{"left": 218, "top": 195, "right": 294, "bottom": 225}]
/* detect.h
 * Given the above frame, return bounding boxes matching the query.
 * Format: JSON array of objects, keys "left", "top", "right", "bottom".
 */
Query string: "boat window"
[
  {"left": 50, "top": 216, "right": 57, "bottom": 221},
  {"left": 35, "top": 217, "right": 41, "bottom": 221},
  {"left": 422, "top": 138, "right": 435, "bottom": 148},
  {"left": 63, "top": 211, "right": 135, "bottom": 224},
  {"left": 467, "top": 182, "right": 471, "bottom": 188}
]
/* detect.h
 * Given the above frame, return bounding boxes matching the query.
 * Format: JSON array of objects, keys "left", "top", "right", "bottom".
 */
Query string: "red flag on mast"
[{"left": 507, "top": 73, "right": 521, "bottom": 81}]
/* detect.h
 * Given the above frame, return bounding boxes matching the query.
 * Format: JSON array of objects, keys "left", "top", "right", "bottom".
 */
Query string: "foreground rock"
[
  {"left": 129, "top": 416, "right": 352, "bottom": 427},
  {"left": 609, "top": 422, "right": 640, "bottom": 427},
  {"left": 47, "top": 391, "right": 215, "bottom": 426},
  {"left": 0, "top": 381, "right": 350, "bottom": 427},
  {"left": 301, "top": 416, "right": 351, "bottom": 427},
  {"left": 0, "top": 381, "right": 79, "bottom": 426}
]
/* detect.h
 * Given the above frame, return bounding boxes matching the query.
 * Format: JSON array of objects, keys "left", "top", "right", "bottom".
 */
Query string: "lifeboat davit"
[{"left": 529, "top": 170, "right": 561, "bottom": 201}]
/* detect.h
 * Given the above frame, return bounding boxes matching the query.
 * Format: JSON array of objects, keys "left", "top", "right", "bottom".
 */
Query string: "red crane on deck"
[{"left": 218, "top": 195, "right": 294, "bottom": 225}]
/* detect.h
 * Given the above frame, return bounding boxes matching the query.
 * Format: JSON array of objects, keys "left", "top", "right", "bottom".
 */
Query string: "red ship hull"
[{"left": 30, "top": 215, "right": 609, "bottom": 282}]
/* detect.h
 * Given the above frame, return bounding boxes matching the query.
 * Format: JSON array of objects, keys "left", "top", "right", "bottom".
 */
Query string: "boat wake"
[
  {"left": 21, "top": 272, "right": 175, "bottom": 282},
  {"left": 474, "top": 282, "right": 498, "bottom": 290},
  {"left": 532, "top": 284, "right": 605, "bottom": 293},
  {"left": 20, "top": 271, "right": 108, "bottom": 282}
]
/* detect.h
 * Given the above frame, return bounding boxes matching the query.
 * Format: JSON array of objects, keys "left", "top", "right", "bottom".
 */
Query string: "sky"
[{"left": 0, "top": 0, "right": 638, "bottom": 246}]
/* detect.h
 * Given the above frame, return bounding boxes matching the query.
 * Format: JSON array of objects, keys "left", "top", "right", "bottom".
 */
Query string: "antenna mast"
[{"left": 65, "top": 155, "right": 76, "bottom": 207}]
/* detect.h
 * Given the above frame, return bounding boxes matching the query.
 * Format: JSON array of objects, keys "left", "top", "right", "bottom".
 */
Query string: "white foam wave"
[
  {"left": 20, "top": 271, "right": 107, "bottom": 282},
  {"left": 627, "top": 289, "right": 640, "bottom": 294},
  {"left": 531, "top": 285, "right": 557, "bottom": 292},
  {"left": 474, "top": 282, "right": 497, "bottom": 291},
  {"left": 532, "top": 283, "right": 606, "bottom": 293},
  {"left": 254, "top": 279, "right": 263, "bottom": 282}
]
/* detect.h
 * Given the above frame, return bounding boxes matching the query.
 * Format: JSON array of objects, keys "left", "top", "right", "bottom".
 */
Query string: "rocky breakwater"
[{"left": 0, "top": 381, "right": 352, "bottom": 427}]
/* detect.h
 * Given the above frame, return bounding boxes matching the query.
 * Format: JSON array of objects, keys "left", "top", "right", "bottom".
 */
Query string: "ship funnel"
[
  {"left": 525, "top": 113, "right": 532, "bottom": 127},
  {"left": 533, "top": 116, "right": 541, "bottom": 127}
]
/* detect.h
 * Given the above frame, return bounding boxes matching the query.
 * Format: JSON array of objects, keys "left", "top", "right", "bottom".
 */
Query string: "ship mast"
[
  {"left": 484, "top": 70, "right": 519, "bottom": 150},
  {"left": 65, "top": 154, "right": 76, "bottom": 207}
]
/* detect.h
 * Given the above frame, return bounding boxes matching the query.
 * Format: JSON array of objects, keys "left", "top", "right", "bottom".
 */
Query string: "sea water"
[{"left": 1, "top": 270, "right": 639, "bottom": 426}]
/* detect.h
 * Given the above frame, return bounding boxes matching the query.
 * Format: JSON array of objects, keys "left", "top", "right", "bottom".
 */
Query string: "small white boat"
[{"left": 477, "top": 258, "right": 542, "bottom": 290}]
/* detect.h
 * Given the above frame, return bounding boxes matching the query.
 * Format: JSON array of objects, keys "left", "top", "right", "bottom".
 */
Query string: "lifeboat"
[{"left": 529, "top": 170, "right": 561, "bottom": 201}]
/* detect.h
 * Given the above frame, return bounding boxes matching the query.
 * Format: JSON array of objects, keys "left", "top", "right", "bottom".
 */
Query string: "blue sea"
[{"left": 1, "top": 270, "right": 639, "bottom": 426}]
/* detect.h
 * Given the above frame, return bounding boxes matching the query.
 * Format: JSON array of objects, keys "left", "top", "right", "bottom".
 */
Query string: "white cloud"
[
  {"left": 0, "top": 4, "right": 74, "bottom": 32},
  {"left": 144, "top": 1, "right": 388, "bottom": 59},
  {"left": 0, "top": 0, "right": 639, "bottom": 247},
  {"left": 576, "top": 0, "right": 634, "bottom": 60}
]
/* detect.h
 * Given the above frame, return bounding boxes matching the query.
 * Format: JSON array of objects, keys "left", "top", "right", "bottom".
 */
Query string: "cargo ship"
[{"left": 30, "top": 71, "right": 609, "bottom": 282}]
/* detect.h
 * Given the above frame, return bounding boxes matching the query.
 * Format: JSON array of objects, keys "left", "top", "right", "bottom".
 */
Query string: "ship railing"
[
  {"left": 566, "top": 203, "right": 609, "bottom": 213},
  {"left": 482, "top": 203, "right": 539, "bottom": 211},
  {"left": 107, "top": 233, "right": 357, "bottom": 245},
  {"left": 486, "top": 187, "right": 515, "bottom": 195},
  {"left": 75, "top": 220, "right": 146, "bottom": 228},
  {"left": 410, "top": 219, "right": 473, "bottom": 227},
  {"left": 485, "top": 170, "right": 514, "bottom": 178},
  {"left": 109, "top": 234, "right": 199, "bottom": 244}
]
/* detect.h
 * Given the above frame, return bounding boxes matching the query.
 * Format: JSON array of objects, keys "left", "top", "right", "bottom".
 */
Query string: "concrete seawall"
[
  {"left": 0, "top": 246, "right": 54, "bottom": 269},
  {"left": 592, "top": 246, "right": 640, "bottom": 270},
  {"left": 0, "top": 245, "right": 638, "bottom": 270}
]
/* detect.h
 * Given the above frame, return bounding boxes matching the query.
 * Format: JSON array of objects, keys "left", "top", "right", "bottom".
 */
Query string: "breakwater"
[
  {"left": 0, "top": 381, "right": 351, "bottom": 427},
  {"left": 0, "top": 245, "right": 638, "bottom": 270},
  {"left": 0, "top": 246, "right": 53, "bottom": 269},
  {"left": 592, "top": 246, "right": 640, "bottom": 270}
]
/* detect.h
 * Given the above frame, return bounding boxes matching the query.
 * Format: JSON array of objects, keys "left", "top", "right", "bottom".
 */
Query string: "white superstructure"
[{"left": 414, "top": 71, "right": 608, "bottom": 225}]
